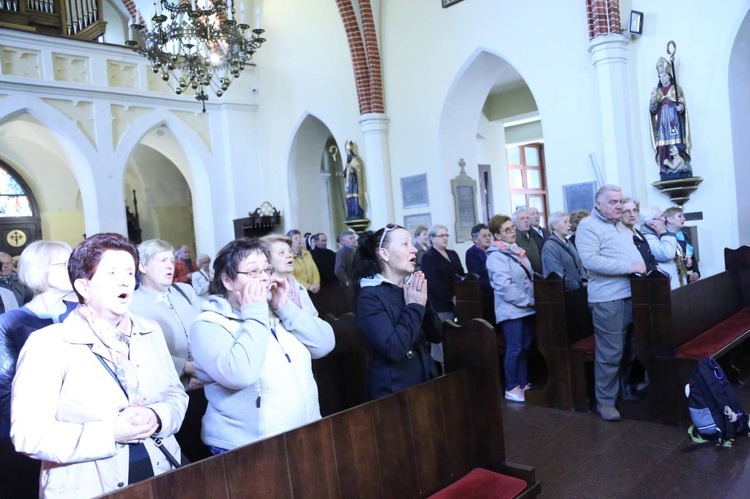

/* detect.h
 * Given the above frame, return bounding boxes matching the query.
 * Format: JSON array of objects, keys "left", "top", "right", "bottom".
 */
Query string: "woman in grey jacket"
[
  {"left": 541, "top": 212, "right": 588, "bottom": 291},
  {"left": 190, "top": 238, "right": 334, "bottom": 454},
  {"left": 486, "top": 214, "right": 535, "bottom": 403}
]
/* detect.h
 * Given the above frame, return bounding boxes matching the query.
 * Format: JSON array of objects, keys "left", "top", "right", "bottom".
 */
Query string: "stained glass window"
[{"left": 0, "top": 167, "right": 33, "bottom": 217}]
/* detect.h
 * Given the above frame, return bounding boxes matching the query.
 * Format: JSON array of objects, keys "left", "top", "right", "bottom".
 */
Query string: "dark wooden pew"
[
  {"left": 107, "top": 319, "right": 540, "bottom": 498},
  {"left": 527, "top": 273, "right": 593, "bottom": 411},
  {"left": 631, "top": 247, "right": 750, "bottom": 426},
  {"left": 313, "top": 313, "right": 368, "bottom": 417},
  {"left": 309, "top": 283, "right": 354, "bottom": 318},
  {"left": 454, "top": 273, "right": 494, "bottom": 326}
]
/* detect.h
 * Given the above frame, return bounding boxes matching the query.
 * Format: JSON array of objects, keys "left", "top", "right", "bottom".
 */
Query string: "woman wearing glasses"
[
  {"left": 486, "top": 215, "right": 535, "bottom": 403},
  {"left": 353, "top": 224, "right": 443, "bottom": 400},
  {"left": 189, "top": 238, "right": 334, "bottom": 454},
  {"left": 420, "top": 224, "right": 464, "bottom": 364}
]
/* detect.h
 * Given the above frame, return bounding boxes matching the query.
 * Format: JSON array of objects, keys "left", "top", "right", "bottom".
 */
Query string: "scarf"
[{"left": 78, "top": 305, "right": 145, "bottom": 406}]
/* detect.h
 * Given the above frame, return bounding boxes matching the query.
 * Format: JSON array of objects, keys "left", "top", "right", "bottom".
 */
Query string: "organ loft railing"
[{"left": 0, "top": 0, "right": 106, "bottom": 41}]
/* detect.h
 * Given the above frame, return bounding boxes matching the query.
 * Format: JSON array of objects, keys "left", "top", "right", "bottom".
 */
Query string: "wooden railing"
[{"left": 0, "top": 0, "right": 106, "bottom": 40}]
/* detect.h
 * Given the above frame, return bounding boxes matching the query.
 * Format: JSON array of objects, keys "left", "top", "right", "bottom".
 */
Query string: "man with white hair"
[
  {"left": 528, "top": 207, "right": 551, "bottom": 250},
  {"left": 512, "top": 209, "right": 542, "bottom": 276},
  {"left": 576, "top": 185, "right": 646, "bottom": 421}
]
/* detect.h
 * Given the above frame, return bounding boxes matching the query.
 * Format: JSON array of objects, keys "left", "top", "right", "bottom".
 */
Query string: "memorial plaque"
[{"left": 451, "top": 160, "right": 478, "bottom": 243}]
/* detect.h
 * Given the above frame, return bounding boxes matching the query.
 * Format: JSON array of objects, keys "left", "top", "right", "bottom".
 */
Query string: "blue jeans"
[{"left": 501, "top": 316, "right": 532, "bottom": 390}]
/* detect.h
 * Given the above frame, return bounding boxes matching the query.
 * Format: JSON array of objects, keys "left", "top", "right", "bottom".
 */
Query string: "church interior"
[{"left": 3, "top": 0, "right": 750, "bottom": 496}]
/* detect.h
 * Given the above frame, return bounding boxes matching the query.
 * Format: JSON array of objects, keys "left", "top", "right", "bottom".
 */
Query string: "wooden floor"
[{"left": 502, "top": 383, "right": 750, "bottom": 498}]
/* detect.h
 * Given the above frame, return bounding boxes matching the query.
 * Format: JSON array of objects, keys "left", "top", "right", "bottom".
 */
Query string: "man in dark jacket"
[
  {"left": 0, "top": 253, "right": 31, "bottom": 306},
  {"left": 310, "top": 233, "right": 338, "bottom": 287},
  {"left": 512, "top": 210, "right": 543, "bottom": 276}
]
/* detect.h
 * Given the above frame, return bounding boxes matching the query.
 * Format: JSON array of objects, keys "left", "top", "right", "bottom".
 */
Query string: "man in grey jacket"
[{"left": 576, "top": 185, "right": 646, "bottom": 421}]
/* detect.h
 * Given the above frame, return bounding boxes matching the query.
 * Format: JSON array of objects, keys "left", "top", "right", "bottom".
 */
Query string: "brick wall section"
[
  {"left": 359, "top": 0, "right": 385, "bottom": 113},
  {"left": 336, "top": 0, "right": 372, "bottom": 114},
  {"left": 586, "top": 0, "right": 621, "bottom": 41}
]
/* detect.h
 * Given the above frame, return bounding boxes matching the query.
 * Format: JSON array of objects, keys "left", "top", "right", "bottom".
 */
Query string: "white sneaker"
[{"left": 504, "top": 390, "right": 525, "bottom": 403}]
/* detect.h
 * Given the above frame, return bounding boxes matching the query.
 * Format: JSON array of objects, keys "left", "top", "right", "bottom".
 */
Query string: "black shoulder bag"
[{"left": 88, "top": 345, "right": 182, "bottom": 469}]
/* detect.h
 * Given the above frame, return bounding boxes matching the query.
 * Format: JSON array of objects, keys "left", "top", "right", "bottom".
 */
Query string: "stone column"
[
  {"left": 358, "top": 112, "right": 394, "bottom": 228},
  {"left": 588, "top": 33, "right": 638, "bottom": 196}
]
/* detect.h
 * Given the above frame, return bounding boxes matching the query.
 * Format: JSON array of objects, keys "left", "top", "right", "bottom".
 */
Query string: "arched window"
[{"left": 0, "top": 166, "right": 34, "bottom": 217}]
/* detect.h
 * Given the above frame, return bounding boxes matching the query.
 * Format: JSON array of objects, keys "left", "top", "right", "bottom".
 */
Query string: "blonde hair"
[{"left": 18, "top": 240, "right": 72, "bottom": 294}]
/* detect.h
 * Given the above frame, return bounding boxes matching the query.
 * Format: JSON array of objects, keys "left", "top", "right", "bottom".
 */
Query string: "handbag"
[{"left": 88, "top": 345, "right": 182, "bottom": 469}]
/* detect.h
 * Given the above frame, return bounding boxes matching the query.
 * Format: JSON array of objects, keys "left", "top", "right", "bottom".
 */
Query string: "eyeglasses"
[
  {"left": 236, "top": 267, "right": 275, "bottom": 278},
  {"left": 622, "top": 209, "right": 640, "bottom": 215},
  {"left": 502, "top": 225, "right": 516, "bottom": 235},
  {"left": 378, "top": 223, "right": 400, "bottom": 252},
  {"left": 434, "top": 234, "right": 450, "bottom": 238},
  {"left": 51, "top": 262, "right": 68, "bottom": 268}
]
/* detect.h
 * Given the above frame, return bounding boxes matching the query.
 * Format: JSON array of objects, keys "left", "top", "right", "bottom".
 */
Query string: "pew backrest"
[
  {"left": 107, "top": 320, "right": 523, "bottom": 498},
  {"left": 313, "top": 313, "right": 368, "bottom": 417}
]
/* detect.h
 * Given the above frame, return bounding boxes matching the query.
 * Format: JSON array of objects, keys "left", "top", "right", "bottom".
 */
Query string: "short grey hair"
[
  {"left": 137, "top": 239, "right": 175, "bottom": 274},
  {"left": 547, "top": 211, "right": 568, "bottom": 230},
  {"left": 641, "top": 205, "right": 663, "bottom": 221},
  {"left": 196, "top": 253, "right": 211, "bottom": 265},
  {"left": 595, "top": 184, "right": 622, "bottom": 202},
  {"left": 18, "top": 240, "right": 72, "bottom": 294},
  {"left": 428, "top": 224, "right": 448, "bottom": 238},
  {"left": 511, "top": 209, "right": 527, "bottom": 223},
  {"left": 338, "top": 230, "right": 354, "bottom": 243}
]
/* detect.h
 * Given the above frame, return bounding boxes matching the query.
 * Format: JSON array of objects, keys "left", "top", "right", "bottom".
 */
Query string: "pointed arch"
[
  {"left": 438, "top": 48, "right": 538, "bottom": 223},
  {"left": 114, "top": 109, "right": 215, "bottom": 255},
  {"left": 285, "top": 112, "right": 343, "bottom": 236},
  {"left": 0, "top": 96, "right": 98, "bottom": 234},
  {"left": 728, "top": 4, "right": 750, "bottom": 244}
]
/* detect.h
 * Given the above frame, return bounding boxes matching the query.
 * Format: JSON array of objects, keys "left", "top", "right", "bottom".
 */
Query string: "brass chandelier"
[{"left": 127, "top": 0, "right": 266, "bottom": 112}]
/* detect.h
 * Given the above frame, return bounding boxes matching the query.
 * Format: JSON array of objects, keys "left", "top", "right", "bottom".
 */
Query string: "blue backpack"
[{"left": 685, "top": 357, "right": 750, "bottom": 447}]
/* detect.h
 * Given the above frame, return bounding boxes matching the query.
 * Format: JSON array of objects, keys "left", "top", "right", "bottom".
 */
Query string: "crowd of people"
[{"left": 0, "top": 197, "right": 699, "bottom": 497}]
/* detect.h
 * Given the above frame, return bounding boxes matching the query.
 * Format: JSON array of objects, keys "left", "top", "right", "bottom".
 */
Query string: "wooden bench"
[
  {"left": 454, "top": 273, "right": 494, "bottom": 326},
  {"left": 106, "top": 319, "right": 540, "bottom": 498},
  {"left": 313, "top": 313, "right": 368, "bottom": 417},
  {"left": 528, "top": 273, "right": 593, "bottom": 411},
  {"left": 309, "top": 284, "right": 355, "bottom": 319},
  {"left": 631, "top": 247, "right": 750, "bottom": 426}
]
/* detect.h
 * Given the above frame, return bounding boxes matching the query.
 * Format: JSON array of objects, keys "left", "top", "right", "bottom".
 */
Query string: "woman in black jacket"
[{"left": 353, "top": 224, "right": 443, "bottom": 400}]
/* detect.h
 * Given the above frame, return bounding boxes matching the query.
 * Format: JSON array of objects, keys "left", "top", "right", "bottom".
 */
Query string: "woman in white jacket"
[
  {"left": 486, "top": 214, "right": 535, "bottom": 403},
  {"left": 11, "top": 233, "right": 187, "bottom": 498},
  {"left": 190, "top": 238, "right": 334, "bottom": 454}
]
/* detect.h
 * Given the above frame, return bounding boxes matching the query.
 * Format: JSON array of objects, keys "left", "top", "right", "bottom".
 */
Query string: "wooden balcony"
[{"left": 0, "top": 0, "right": 106, "bottom": 41}]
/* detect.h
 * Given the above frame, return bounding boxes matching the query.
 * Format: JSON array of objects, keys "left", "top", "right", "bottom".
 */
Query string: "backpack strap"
[
  {"left": 496, "top": 249, "right": 533, "bottom": 281},
  {"left": 170, "top": 283, "right": 191, "bottom": 304}
]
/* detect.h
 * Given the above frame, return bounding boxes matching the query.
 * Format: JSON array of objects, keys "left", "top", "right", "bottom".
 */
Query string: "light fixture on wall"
[
  {"left": 126, "top": 1, "right": 266, "bottom": 113},
  {"left": 628, "top": 10, "right": 644, "bottom": 35}
]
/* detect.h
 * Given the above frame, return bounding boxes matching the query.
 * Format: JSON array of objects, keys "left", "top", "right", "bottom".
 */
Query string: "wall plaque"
[
  {"left": 401, "top": 173, "right": 429, "bottom": 209},
  {"left": 451, "top": 159, "right": 478, "bottom": 243}
]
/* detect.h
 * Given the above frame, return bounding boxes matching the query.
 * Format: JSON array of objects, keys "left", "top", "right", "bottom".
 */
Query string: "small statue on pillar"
[
  {"left": 649, "top": 47, "right": 692, "bottom": 181},
  {"left": 340, "top": 140, "right": 366, "bottom": 221},
  {"left": 649, "top": 41, "right": 702, "bottom": 207}
]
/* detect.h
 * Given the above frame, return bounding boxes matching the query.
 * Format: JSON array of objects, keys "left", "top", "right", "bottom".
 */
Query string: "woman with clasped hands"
[
  {"left": 353, "top": 224, "right": 443, "bottom": 400},
  {"left": 189, "top": 238, "right": 334, "bottom": 454},
  {"left": 10, "top": 233, "right": 188, "bottom": 498}
]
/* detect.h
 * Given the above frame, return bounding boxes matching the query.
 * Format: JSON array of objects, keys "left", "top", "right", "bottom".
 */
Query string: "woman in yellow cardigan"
[{"left": 287, "top": 230, "right": 321, "bottom": 294}]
